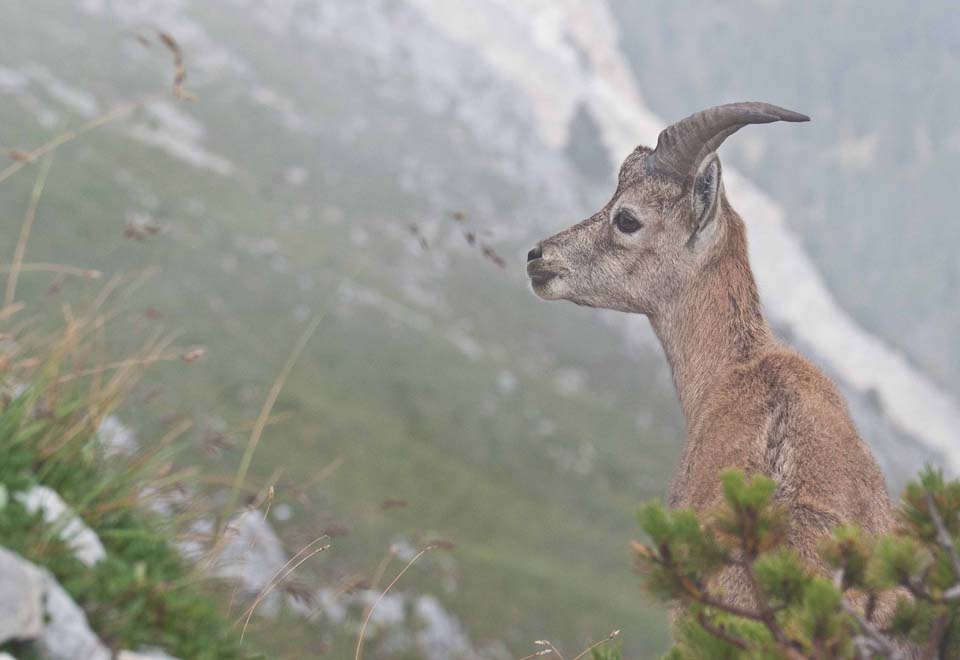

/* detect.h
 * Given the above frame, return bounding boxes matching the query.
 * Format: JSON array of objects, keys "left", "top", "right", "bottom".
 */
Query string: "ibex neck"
[{"left": 650, "top": 220, "right": 772, "bottom": 424}]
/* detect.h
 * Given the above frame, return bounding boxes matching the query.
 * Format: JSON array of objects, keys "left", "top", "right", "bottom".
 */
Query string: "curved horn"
[{"left": 648, "top": 102, "right": 809, "bottom": 182}]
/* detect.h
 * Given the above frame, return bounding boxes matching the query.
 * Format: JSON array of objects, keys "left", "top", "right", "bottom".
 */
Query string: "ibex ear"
[{"left": 689, "top": 154, "right": 721, "bottom": 244}]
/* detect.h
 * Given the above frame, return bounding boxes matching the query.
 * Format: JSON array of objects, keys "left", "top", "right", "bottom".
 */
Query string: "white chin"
[{"left": 530, "top": 278, "right": 565, "bottom": 300}]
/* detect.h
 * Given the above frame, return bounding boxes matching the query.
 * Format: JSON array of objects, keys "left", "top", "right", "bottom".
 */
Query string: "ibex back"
[{"left": 527, "top": 102, "right": 893, "bottom": 611}]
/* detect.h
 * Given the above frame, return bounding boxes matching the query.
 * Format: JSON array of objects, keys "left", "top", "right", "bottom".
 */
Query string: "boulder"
[
  {"left": 211, "top": 510, "right": 289, "bottom": 615},
  {"left": 95, "top": 415, "right": 138, "bottom": 457},
  {"left": 0, "top": 547, "right": 110, "bottom": 660},
  {"left": 15, "top": 486, "right": 105, "bottom": 566},
  {"left": 0, "top": 547, "right": 44, "bottom": 644},
  {"left": 36, "top": 573, "right": 110, "bottom": 660}
]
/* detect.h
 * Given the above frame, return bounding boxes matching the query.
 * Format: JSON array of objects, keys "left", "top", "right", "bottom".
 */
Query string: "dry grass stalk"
[
  {"left": 222, "top": 473, "right": 283, "bottom": 618},
  {"left": 1, "top": 270, "right": 212, "bottom": 529},
  {"left": 157, "top": 30, "right": 195, "bottom": 101},
  {"left": 42, "top": 331, "right": 178, "bottom": 459},
  {"left": 236, "top": 534, "right": 331, "bottom": 641},
  {"left": 521, "top": 628, "right": 621, "bottom": 660},
  {"left": 570, "top": 630, "right": 621, "bottom": 660},
  {"left": 203, "top": 468, "right": 284, "bottom": 594},
  {"left": 305, "top": 545, "right": 394, "bottom": 622},
  {"left": 91, "top": 466, "right": 200, "bottom": 518},
  {"left": 223, "top": 315, "right": 322, "bottom": 524},
  {"left": 0, "top": 28, "right": 192, "bottom": 187},
  {"left": 365, "top": 545, "right": 398, "bottom": 591},
  {"left": 292, "top": 455, "right": 344, "bottom": 502},
  {"left": 0, "top": 94, "right": 165, "bottom": 186},
  {"left": 4, "top": 156, "right": 54, "bottom": 307},
  {"left": 55, "top": 347, "right": 202, "bottom": 384},
  {"left": 354, "top": 545, "right": 439, "bottom": 660},
  {"left": 129, "top": 417, "right": 193, "bottom": 473},
  {"left": 0, "top": 263, "right": 102, "bottom": 280},
  {"left": 0, "top": 302, "right": 25, "bottom": 323},
  {"left": 523, "top": 640, "right": 565, "bottom": 660}
]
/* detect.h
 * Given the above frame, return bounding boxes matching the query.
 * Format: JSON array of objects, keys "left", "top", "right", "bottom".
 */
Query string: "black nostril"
[{"left": 527, "top": 245, "right": 543, "bottom": 262}]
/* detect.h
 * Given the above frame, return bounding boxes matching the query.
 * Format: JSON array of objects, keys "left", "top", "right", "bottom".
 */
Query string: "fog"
[{"left": 1, "top": 1, "right": 958, "bottom": 657}]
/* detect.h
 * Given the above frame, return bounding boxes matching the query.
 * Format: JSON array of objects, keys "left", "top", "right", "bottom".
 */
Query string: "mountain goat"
[{"left": 527, "top": 102, "right": 893, "bottom": 612}]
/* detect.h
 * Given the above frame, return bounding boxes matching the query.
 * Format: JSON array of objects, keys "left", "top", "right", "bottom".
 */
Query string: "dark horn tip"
[
  {"left": 745, "top": 102, "right": 810, "bottom": 123},
  {"left": 771, "top": 107, "right": 810, "bottom": 123}
]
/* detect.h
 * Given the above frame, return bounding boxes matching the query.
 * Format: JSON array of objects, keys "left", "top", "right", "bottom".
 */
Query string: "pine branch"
[
  {"left": 696, "top": 569, "right": 805, "bottom": 660},
  {"left": 923, "top": 612, "right": 950, "bottom": 660},
  {"left": 903, "top": 494, "right": 960, "bottom": 604},
  {"left": 841, "top": 600, "right": 905, "bottom": 660},
  {"left": 925, "top": 491, "right": 960, "bottom": 580},
  {"left": 697, "top": 595, "right": 767, "bottom": 622},
  {"left": 695, "top": 612, "right": 749, "bottom": 650},
  {"left": 738, "top": 546, "right": 801, "bottom": 658},
  {"left": 834, "top": 565, "right": 905, "bottom": 660},
  {"left": 638, "top": 470, "right": 960, "bottom": 658}
]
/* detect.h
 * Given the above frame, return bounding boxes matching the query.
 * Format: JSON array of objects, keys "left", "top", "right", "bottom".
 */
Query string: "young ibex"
[{"left": 527, "top": 102, "right": 894, "bottom": 611}]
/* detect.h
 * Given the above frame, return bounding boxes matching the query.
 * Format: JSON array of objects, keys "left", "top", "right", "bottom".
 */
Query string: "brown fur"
[{"left": 528, "top": 144, "right": 894, "bottom": 612}]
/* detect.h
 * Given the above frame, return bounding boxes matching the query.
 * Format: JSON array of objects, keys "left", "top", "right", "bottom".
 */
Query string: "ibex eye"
[{"left": 614, "top": 209, "right": 642, "bottom": 234}]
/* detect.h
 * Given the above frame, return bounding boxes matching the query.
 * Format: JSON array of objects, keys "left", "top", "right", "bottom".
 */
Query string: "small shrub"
[{"left": 634, "top": 468, "right": 960, "bottom": 658}]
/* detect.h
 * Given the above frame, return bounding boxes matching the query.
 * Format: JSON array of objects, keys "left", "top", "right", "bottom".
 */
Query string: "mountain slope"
[{"left": 1, "top": 0, "right": 955, "bottom": 657}]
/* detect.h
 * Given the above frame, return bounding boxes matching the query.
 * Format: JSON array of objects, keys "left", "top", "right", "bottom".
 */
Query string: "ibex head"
[{"left": 527, "top": 102, "right": 808, "bottom": 315}]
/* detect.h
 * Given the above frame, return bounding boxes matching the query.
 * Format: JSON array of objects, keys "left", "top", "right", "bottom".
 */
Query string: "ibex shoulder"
[{"left": 730, "top": 345, "right": 847, "bottom": 415}]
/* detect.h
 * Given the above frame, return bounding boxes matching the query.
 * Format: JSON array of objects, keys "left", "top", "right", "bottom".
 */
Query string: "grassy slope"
[
  {"left": 0, "top": 1, "right": 684, "bottom": 656},
  {"left": 0, "top": 385, "right": 258, "bottom": 660}
]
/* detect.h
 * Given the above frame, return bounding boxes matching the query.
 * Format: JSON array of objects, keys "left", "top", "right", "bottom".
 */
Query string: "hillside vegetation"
[{"left": 0, "top": 1, "right": 675, "bottom": 655}]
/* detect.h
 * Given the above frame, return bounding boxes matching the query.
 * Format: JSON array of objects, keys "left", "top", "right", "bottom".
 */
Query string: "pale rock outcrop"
[
  {"left": 96, "top": 415, "right": 138, "bottom": 457},
  {"left": 0, "top": 547, "right": 109, "bottom": 660},
  {"left": 36, "top": 573, "right": 111, "bottom": 660},
  {"left": 0, "top": 547, "right": 44, "bottom": 644},
  {"left": 210, "top": 510, "right": 289, "bottom": 615},
  {"left": 15, "top": 486, "right": 105, "bottom": 566}
]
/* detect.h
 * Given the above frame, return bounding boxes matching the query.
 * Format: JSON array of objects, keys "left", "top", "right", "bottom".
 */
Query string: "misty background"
[{"left": 1, "top": 1, "right": 958, "bottom": 657}]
